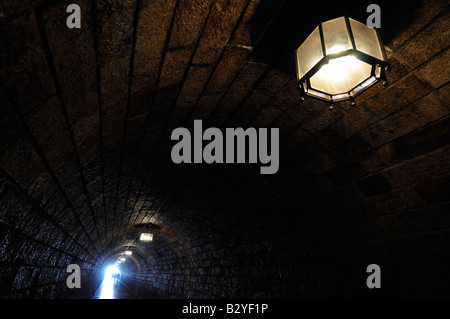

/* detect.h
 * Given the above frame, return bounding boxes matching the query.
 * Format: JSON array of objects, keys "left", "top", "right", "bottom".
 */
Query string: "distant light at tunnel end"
[{"left": 105, "top": 265, "right": 120, "bottom": 277}]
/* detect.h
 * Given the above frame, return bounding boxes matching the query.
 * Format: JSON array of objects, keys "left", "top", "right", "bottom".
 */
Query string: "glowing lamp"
[
  {"left": 296, "top": 16, "right": 388, "bottom": 106},
  {"left": 125, "top": 250, "right": 132, "bottom": 256},
  {"left": 139, "top": 233, "right": 153, "bottom": 242}
]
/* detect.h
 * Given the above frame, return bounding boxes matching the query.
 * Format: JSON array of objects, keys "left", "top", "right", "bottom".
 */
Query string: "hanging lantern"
[{"left": 296, "top": 16, "right": 389, "bottom": 106}]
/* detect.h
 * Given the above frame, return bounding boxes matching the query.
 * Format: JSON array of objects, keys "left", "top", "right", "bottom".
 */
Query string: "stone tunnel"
[{"left": 0, "top": 0, "right": 449, "bottom": 300}]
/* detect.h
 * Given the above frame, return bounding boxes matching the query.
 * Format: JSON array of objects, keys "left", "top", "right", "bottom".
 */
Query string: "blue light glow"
[{"left": 98, "top": 265, "right": 121, "bottom": 299}]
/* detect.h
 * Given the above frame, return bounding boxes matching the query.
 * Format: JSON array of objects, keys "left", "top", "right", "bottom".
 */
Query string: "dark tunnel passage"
[{"left": 0, "top": 0, "right": 450, "bottom": 300}]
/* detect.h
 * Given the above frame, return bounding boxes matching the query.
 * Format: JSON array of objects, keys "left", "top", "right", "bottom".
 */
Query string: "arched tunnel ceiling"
[{"left": 0, "top": 0, "right": 449, "bottom": 298}]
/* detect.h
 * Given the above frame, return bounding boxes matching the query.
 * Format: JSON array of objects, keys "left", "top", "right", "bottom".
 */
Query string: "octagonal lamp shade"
[{"left": 296, "top": 16, "right": 388, "bottom": 103}]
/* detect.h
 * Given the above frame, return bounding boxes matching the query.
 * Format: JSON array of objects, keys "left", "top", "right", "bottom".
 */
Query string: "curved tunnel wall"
[{"left": 1, "top": 0, "right": 450, "bottom": 299}]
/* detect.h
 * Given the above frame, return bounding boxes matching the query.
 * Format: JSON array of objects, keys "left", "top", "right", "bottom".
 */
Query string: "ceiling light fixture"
[
  {"left": 139, "top": 233, "right": 153, "bottom": 242},
  {"left": 295, "top": 16, "right": 389, "bottom": 109},
  {"left": 125, "top": 250, "right": 132, "bottom": 256}
]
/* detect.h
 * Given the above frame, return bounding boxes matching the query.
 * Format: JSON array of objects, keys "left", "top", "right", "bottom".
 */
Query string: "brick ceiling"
[{"left": 0, "top": 0, "right": 449, "bottom": 297}]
